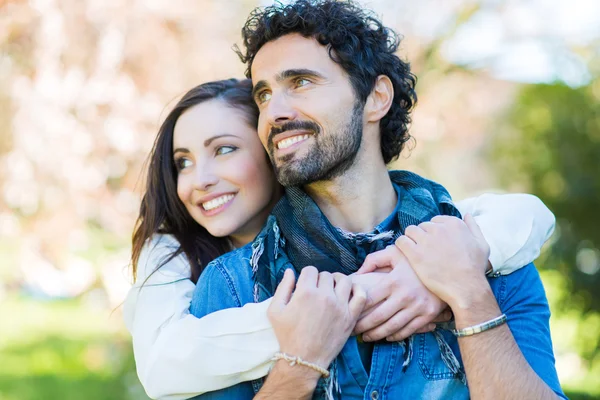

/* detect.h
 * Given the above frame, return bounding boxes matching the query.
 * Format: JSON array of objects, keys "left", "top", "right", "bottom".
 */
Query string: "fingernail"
[{"left": 362, "top": 334, "right": 371, "bottom": 342}]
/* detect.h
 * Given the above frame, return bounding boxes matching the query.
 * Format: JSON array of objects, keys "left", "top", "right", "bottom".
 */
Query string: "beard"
[{"left": 269, "top": 101, "right": 364, "bottom": 187}]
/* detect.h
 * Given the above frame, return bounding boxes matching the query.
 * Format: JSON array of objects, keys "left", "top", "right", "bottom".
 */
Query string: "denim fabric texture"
[{"left": 190, "top": 208, "right": 566, "bottom": 400}]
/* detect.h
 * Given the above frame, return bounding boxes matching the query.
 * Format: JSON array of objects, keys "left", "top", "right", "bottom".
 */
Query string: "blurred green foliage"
[
  {"left": 492, "top": 81, "right": 600, "bottom": 316},
  {"left": 0, "top": 296, "right": 147, "bottom": 400},
  {"left": 491, "top": 80, "right": 600, "bottom": 397}
]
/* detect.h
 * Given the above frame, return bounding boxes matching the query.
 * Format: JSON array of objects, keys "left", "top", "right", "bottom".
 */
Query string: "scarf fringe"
[
  {"left": 250, "top": 237, "right": 265, "bottom": 303},
  {"left": 324, "top": 359, "right": 340, "bottom": 400},
  {"left": 401, "top": 336, "right": 414, "bottom": 372},
  {"left": 336, "top": 228, "right": 395, "bottom": 244},
  {"left": 433, "top": 331, "right": 467, "bottom": 385}
]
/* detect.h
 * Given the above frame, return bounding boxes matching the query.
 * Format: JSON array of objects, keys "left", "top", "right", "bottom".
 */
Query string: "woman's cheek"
[{"left": 176, "top": 176, "right": 190, "bottom": 204}]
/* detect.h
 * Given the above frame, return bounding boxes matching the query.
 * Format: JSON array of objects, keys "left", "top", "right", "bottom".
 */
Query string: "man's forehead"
[{"left": 251, "top": 33, "right": 329, "bottom": 81}]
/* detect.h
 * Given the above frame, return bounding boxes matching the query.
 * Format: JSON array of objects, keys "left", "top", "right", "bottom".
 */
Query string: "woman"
[{"left": 123, "top": 79, "right": 555, "bottom": 399}]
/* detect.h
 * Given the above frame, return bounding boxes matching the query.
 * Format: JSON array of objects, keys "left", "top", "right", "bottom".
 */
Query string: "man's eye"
[
  {"left": 216, "top": 145, "right": 237, "bottom": 156},
  {"left": 175, "top": 158, "right": 193, "bottom": 172},
  {"left": 295, "top": 78, "right": 310, "bottom": 87},
  {"left": 257, "top": 91, "right": 271, "bottom": 104}
]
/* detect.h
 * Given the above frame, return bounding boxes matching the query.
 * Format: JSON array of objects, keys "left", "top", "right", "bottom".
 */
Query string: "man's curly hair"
[{"left": 236, "top": 0, "right": 417, "bottom": 163}]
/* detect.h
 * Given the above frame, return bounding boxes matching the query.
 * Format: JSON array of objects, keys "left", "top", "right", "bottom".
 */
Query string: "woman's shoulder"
[{"left": 136, "top": 234, "right": 191, "bottom": 284}]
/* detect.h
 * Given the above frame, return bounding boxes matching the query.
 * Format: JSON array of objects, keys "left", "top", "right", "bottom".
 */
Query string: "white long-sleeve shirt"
[{"left": 122, "top": 193, "right": 555, "bottom": 400}]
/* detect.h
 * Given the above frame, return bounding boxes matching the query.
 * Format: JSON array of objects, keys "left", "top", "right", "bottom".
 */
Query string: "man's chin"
[{"left": 275, "top": 164, "right": 315, "bottom": 187}]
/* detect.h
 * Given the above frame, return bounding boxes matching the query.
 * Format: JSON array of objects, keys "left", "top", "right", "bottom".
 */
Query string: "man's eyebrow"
[
  {"left": 276, "top": 69, "right": 325, "bottom": 82},
  {"left": 252, "top": 69, "right": 326, "bottom": 98},
  {"left": 252, "top": 80, "right": 268, "bottom": 99}
]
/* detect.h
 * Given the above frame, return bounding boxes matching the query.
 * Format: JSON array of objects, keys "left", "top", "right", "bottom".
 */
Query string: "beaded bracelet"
[
  {"left": 271, "top": 352, "right": 330, "bottom": 378},
  {"left": 451, "top": 313, "right": 507, "bottom": 337}
]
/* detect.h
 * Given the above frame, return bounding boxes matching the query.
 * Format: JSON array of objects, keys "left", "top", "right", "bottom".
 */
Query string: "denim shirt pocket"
[{"left": 417, "top": 330, "right": 465, "bottom": 382}]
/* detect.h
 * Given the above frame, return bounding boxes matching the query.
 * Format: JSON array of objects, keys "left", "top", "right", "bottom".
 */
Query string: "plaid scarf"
[{"left": 252, "top": 170, "right": 463, "bottom": 398}]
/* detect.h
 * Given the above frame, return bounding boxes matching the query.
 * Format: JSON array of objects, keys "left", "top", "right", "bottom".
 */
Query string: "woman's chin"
[{"left": 206, "top": 225, "right": 236, "bottom": 239}]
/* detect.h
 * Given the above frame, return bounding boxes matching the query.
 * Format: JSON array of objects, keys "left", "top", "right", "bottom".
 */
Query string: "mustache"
[{"left": 268, "top": 120, "right": 320, "bottom": 145}]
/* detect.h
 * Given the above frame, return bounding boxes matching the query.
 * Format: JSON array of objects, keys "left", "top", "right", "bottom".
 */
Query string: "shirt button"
[{"left": 371, "top": 390, "right": 379, "bottom": 400}]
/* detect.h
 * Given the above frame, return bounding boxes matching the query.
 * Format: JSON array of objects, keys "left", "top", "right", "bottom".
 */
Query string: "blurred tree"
[{"left": 491, "top": 80, "right": 600, "bottom": 360}]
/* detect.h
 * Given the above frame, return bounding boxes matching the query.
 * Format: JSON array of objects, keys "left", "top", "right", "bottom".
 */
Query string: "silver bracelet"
[{"left": 451, "top": 314, "right": 507, "bottom": 337}]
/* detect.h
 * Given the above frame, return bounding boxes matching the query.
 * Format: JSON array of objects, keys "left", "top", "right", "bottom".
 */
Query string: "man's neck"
[{"left": 304, "top": 158, "right": 397, "bottom": 233}]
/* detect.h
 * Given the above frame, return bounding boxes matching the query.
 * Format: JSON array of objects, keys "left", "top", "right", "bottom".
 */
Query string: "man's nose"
[{"left": 264, "top": 91, "right": 298, "bottom": 127}]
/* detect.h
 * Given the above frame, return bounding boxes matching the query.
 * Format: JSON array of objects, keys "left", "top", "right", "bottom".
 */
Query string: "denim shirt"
[{"left": 190, "top": 217, "right": 566, "bottom": 399}]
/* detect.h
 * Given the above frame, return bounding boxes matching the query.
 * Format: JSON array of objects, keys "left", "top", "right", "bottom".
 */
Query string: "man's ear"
[{"left": 364, "top": 75, "right": 394, "bottom": 123}]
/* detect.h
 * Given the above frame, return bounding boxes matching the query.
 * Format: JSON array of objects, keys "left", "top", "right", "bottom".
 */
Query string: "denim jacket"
[{"left": 190, "top": 217, "right": 566, "bottom": 399}]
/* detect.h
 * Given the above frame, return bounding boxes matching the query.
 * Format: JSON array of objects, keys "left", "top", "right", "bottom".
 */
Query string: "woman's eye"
[
  {"left": 216, "top": 145, "right": 237, "bottom": 156},
  {"left": 175, "top": 158, "right": 193, "bottom": 172}
]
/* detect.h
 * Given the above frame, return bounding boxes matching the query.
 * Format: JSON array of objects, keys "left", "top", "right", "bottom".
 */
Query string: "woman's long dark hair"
[{"left": 131, "top": 79, "right": 259, "bottom": 284}]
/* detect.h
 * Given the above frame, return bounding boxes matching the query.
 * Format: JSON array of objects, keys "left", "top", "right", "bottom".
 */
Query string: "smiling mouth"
[
  {"left": 276, "top": 134, "right": 312, "bottom": 150},
  {"left": 201, "top": 194, "right": 235, "bottom": 211}
]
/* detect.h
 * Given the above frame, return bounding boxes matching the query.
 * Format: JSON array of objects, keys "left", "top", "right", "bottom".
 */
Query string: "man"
[{"left": 191, "top": 1, "right": 565, "bottom": 398}]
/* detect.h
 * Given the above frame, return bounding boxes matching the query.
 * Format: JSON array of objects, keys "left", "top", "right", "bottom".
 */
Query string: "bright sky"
[
  {"left": 268, "top": 0, "right": 599, "bottom": 86},
  {"left": 377, "top": 0, "right": 600, "bottom": 86},
  {"left": 442, "top": 0, "right": 599, "bottom": 86}
]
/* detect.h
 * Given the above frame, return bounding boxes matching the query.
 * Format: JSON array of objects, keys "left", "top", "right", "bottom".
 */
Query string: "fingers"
[
  {"left": 361, "top": 308, "right": 416, "bottom": 342},
  {"left": 354, "top": 296, "right": 406, "bottom": 335},
  {"left": 464, "top": 213, "right": 486, "bottom": 243},
  {"left": 417, "top": 221, "right": 436, "bottom": 233},
  {"left": 431, "top": 308, "right": 453, "bottom": 323},
  {"left": 395, "top": 234, "right": 417, "bottom": 259},
  {"left": 297, "top": 265, "right": 318, "bottom": 288},
  {"left": 333, "top": 273, "right": 352, "bottom": 302},
  {"left": 363, "top": 281, "right": 389, "bottom": 309},
  {"left": 272, "top": 268, "right": 296, "bottom": 308},
  {"left": 348, "top": 283, "right": 367, "bottom": 321},
  {"left": 430, "top": 215, "right": 456, "bottom": 224},
  {"left": 356, "top": 247, "right": 393, "bottom": 274},
  {"left": 404, "top": 225, "right": 427, "bottom": 244},
  {"left": 386, "top": 317, "right": 434, "bottom": 341},
  {"left": 317, "top": 271, "right": 334, "bottom": 290},
  {"left": 413, "top": 323, "right": 437, "bottom": 335}
]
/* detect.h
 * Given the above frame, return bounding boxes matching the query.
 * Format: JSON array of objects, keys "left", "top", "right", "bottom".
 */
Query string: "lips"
[
  {"left": 276, "top": 134, "right": 311, "bottom": 149},
  {"left": 201, "top": 193, "right": 235, "bottom": 211},
  {"left": 195, "top": 192, "right": 237, "bottom": 217}
]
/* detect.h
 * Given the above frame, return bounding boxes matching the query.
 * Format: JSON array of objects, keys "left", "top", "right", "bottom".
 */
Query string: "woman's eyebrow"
[
  {"left": 203, "top": 134, "right": 240, "bottom": 147},
  {"left": 173, "top": 147, "right": 190, "bottom": 154}
]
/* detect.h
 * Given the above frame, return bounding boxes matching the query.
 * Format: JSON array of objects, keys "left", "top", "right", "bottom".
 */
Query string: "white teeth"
[
  {"left": 202, "top": 194, "right": 235, "bottom": 211},
  {"left": 276, "top": 134, "right": 310, "bottom": 150}
]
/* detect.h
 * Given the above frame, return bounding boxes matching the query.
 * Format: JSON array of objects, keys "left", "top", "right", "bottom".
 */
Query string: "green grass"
[
  {"left": 1, "top": 283, "right": 599, "bottom": 400},
  {"left": 0, "top": 295, "right": 148, "bottom": 400}
]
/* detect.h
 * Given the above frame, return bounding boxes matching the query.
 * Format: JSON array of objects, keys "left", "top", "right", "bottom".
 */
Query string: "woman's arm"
[
  {"left": 123, "top": 235, "right": 278, "bottom": 399},
  {"left": 454, "top": 193, "right": 555, "bottom": 274}
]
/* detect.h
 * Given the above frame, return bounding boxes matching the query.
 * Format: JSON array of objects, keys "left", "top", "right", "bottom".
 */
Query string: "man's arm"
[
  {"left": 254, "top": 361, "right": 322, "bottom": 400},
  {"left": 396, "top": 215, "right": 565, "bottom": 399},
  {"left": 351, "top": 193, "right": 555, "bottom": 343},
  {"left": 451, "top": 264, "right": 565, "bottom": 399}
]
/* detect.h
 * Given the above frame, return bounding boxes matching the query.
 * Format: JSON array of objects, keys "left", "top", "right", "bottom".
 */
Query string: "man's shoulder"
[
  {"left": 201, "top": 242, "right": 256, "bottom": 292},
  {"left": 213, "top": 241, "right": 255, "bottom": 268},
  {"left": 191, "top": 244, "right": 257, "bottom": 318},
  {"left": 488, "top": 262, "right": 547, "bottom": 309}
]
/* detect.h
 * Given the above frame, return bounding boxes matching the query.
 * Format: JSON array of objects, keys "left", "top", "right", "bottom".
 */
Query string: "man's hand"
[
  {"left": 268, "top": 267, "right": 367, "bottom": 369},
  {"left": 353, "top": 245, "right": 448, "bottom": 342},
  {"left": 395, "top": 214, "right": 490, "bottom": 310}
]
